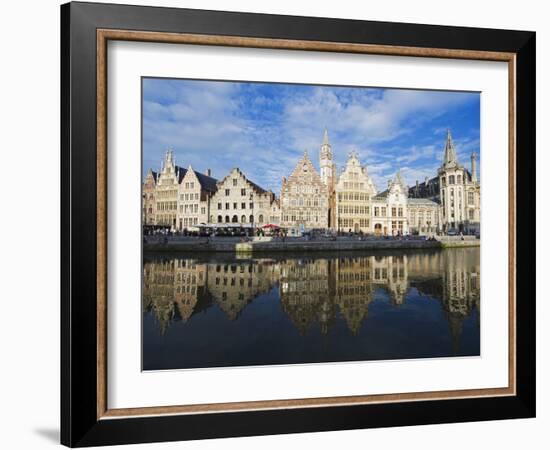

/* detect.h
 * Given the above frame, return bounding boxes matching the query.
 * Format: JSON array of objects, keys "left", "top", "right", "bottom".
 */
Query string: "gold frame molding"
[{"left": 96, "top": 29, "right": 516, "bottom": 420}]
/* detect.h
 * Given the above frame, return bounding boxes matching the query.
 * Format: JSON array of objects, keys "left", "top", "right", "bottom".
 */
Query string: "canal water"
[{"left": 142, "top": 248, "right": 480, "bottom": 370}]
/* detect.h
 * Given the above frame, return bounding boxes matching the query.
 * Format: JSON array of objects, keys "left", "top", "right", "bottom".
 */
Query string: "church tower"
[
  {"left": 319, "top": 128, "right": 334, "bottom": 189},
  {"left": 438, "top": 129, "right": 465, "bottom": 231},
  {"left": 471, "top": 151, "right": 478, "bottom": 183},
  {"left": 319, "top": 129, "right": 337, "bottom": 229}
]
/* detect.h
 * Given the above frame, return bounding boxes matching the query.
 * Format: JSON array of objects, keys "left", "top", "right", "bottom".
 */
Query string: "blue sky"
[{"left": 143, "top": 78, "right": 480, "bottom": 193}]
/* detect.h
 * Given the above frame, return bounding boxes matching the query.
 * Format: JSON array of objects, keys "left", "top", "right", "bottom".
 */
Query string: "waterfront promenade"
[{"left": 143, "top": 235, "right": 479, "bottom": 253}]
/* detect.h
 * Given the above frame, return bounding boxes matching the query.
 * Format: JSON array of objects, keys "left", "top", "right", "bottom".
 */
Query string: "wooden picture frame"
[{"left": 61, "top": 1, "right": 535, "bottom": 446}]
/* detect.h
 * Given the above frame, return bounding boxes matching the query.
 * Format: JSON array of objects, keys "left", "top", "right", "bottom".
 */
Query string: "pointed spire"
[
  {"left": 443, "top": 128, "right": 458, "bottom": 168},
  {"left": 320, "top": 128, "right": 332, "bottom": 162},
  {"left": 323, "top": 128, "right": 329, "bottom": 146},
  {"left": 394, "top": 169, "right": 405, "bottom": 186}
]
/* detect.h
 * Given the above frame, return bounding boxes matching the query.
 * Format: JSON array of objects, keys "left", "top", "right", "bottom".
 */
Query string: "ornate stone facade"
[
  {"left": 209, "top": 168, "right": 275, "bottom": 226},
  {"left": 154, "top": 150, "right": 183, "bottom": 228},
  {"left": 410, "top": 129, "right": 480, "bottom": 233},
  {"left": 372, "top": 172, "right": 410, "bottom": 236},
  {"left": 142, "top": 169, "right": 157, "bottom": 225},
  {"left": 280, "top": 151, "right": 330, "bottom": 230},
  {"left": 335, "top": 151, "right": 377, "bottom": 233},
  {"left": 177, "top": 166, "right": 217, "bottom": 230},
  {"left": 408, "top": 198, "right": 441, "bottom": 235},
  {"left": 268, "top": 199, "right": 281, "bottom": 225},
  {"left": 143, "top": 128, "right": 479, "bottom": 235}
]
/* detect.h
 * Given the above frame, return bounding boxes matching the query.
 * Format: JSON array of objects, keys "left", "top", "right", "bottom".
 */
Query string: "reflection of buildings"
[
  {"left": 144, "top": 249, "right": 480, "bottom": 345},
  {"left": 440, "top": 249, "right": 481, "bottom": 351},
  {"left": 143, "top": 258, "right": 280, "bottom": 330},
  {"left": 371, "top": 254, "right": 409, "bottom": 305},
  {"left": 173, "top": 259, "right": 207, "bottom": 321},
  {"left": 143, "top": 258, "right": 209, "bottom": 333},
  {"left": 333, "top": 257, "right": 374, "bottom": 335},
  {"left": 279, "top": 258, "right": 334, "bottom": 334},
  {"left": 207, "top": 260, "right": 279, "bottom": 320}
]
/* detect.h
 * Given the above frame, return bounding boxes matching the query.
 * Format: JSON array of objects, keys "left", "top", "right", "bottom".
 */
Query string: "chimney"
[
  {"left": 415, "top": 180, "right": 419, "bottom": 196},
  {"left": 206, "top": 168, "right": 212, "bottom": 177}
]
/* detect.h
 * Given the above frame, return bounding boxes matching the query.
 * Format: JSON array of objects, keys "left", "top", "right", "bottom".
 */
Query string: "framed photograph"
[{"left": 61, "top": 1, "right": 535, "bottom": 447}]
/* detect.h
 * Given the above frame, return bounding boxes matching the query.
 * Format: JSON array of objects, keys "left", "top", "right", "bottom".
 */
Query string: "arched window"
[
  {"left": 225, "top": 215, "right": 230, "bottom": 223},
  {"left": 249, "top": 215, "right": 254, "bottom": 223},
  {"left": 241, "top": 215, "right": 246, "bottom": 223},
  {"left": 232, "top": 215, "right": 238, "bottom": 223},
  {"left": 258, "top": 214, "right": 264, "bottom": 223},
  {"left": 217, "top": 215, "right": 222, "bottom": 223}
]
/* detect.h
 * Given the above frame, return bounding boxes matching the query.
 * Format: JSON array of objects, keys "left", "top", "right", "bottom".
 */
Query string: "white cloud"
[{"left": 143, "top": 79, "right": 479, "bottom": 194}]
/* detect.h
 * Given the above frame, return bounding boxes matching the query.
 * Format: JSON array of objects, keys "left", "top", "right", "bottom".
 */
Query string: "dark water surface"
[{"left": 142, "top": 248, "right": 480, "bottom": 370}]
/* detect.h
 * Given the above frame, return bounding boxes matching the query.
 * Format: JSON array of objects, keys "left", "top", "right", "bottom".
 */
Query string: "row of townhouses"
[{"left": 142, "top": 129, "right": 480, "bottom": 235}]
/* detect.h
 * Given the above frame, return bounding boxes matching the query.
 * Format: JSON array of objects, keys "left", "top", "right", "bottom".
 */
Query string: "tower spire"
[
  {"left": 323, "top": 128, "right": 329, "bottom": 146},
  {"left": 319, "top": 128, "right": 334, "bottom": 188},
  {"left": 442, "top": 128, "right": 458, "bottom": 168}
]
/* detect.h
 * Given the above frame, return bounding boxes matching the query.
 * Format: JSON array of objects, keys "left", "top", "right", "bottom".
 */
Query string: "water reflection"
[{"left": 143, "top": 248, "right": 480, "bottom": 370}]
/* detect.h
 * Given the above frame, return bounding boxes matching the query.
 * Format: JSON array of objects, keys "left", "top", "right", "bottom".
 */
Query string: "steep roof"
[
  {"left": 194, "top": 171, "right": 218, "bottom": 193},
  {"left": 175, "top": 166, "right": 187, "bottom": 184},
  {"left": 408, "top": 175, "right": 440, "bottom": 198},
  {"left": 373, "top": 189, "right": 390, "bottom": 200},
  {"left": 247, "top": 178, "right": 268, "bottom": 195},
  {"left": 145, "top": 169, "right": 158, "bottom": 183}
]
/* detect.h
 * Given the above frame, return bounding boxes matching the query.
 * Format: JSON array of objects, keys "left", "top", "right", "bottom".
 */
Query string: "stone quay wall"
[{"left": 143, "top": 236, "right": 480, "bottom": 253}]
